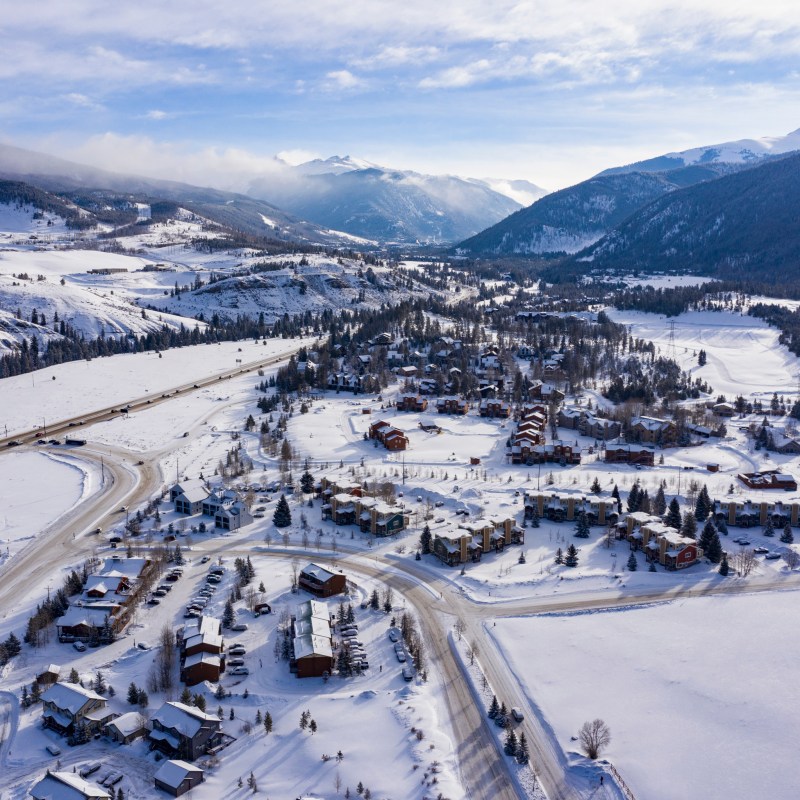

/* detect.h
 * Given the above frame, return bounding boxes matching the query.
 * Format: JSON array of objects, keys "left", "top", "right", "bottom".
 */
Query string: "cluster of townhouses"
[
  {"left": 170, "top": 479, "right": 254, "bottom": 531},
  {"left": 317, "top": 477, "right": 409, "bottom": 536},
  {"left": 432, "top": 516, "right": 525, "bottom": 566},
  {"left": 57, "top": 557, "right": 153, "bottom": 644}
]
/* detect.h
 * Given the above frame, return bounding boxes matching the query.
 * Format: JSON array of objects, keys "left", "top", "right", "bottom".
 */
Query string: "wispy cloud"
[{"left": 322, "top": 70, "right": 365, "bottom": 91}]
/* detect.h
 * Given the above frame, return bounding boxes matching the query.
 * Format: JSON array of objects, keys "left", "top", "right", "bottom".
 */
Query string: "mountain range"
[{"left": 458, "top": 128, "right": 800, "bottom": 259}]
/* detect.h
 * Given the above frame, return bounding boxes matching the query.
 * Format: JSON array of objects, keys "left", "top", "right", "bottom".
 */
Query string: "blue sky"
[{"left": 2, "top": 0, "right": 800, "bottom": 190}]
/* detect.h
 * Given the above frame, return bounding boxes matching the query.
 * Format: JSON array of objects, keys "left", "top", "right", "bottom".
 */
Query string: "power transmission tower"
[{"left": 667, "top": 320, "right": 677, "bottom": 361}]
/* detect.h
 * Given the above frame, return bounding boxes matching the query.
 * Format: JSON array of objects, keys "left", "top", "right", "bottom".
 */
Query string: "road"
[{"left": 0, "top": 340, "right": 310, "bottom": 447}]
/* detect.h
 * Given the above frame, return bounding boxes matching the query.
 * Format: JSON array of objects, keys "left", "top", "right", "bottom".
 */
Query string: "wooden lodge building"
[{"left": 298, "top": 563, "right": 347, "bottom": 598}]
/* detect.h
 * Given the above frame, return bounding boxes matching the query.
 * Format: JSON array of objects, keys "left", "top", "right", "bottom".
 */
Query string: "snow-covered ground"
[
  {"left": 0, "top": 451, "right": 94, "bottom": 561},
  {"left": 0, "top": 336, "right": 314, "bottom": 437},
  {"left": 607, "top": 308, "right": 800, "bottom": 399},
  {"left": 492, "top": 590, "right": 800, "bottom": 800}
]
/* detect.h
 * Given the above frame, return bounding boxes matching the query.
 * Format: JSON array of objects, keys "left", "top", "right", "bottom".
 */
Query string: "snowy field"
[
  {"left": 607, "top": 308, "right": 800, "bottom": 399},
  {"left": 0, "top": 336, "right": 314, "bottom": 437},
  {"left": 0, "top": 451, "right": 92, "bottom": 561},
  {"left": 492, "top": 590, "right": 800, "bottom": 800}
]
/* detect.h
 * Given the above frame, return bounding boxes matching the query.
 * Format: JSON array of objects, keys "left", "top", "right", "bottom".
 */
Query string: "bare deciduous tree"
[
  {"left": 783, "top": 549, "right": 800, "bottom": 570},
  {"left": 733, "top": 548, "right": 757, "bottom": 577},
  {"left": 468, "top": 640, "right": 479, "bottom": 666},
  {"left": 579, "top": 718, "right": 611, "bottom": 760},
  {"left": 454, "top": 618, "right": 466, "bottom": 640}
]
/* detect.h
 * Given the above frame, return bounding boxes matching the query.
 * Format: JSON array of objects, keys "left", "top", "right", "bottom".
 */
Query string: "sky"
[{"left": 1, "top": 0, "right": 800, "bottom": 191}]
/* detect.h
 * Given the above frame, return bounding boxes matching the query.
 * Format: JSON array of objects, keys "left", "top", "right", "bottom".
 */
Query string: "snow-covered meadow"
[{"left": 492, "top": 590, "right": 800, "bottom": 800}]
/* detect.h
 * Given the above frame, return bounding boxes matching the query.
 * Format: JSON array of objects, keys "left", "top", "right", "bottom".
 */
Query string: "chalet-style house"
[
  {"left": 214, "top": 500, "right": 254, "bottom": 531},
  {"left": 529, "top": 380, "right": 565, "bottom": 404},
  {"left": 396, "top": 394, "right": 427, "bottom": 412},
  {"left": 299, "top": 563, "right": 347, "bottom": 597},
  {"left": 604, "top": 444, "right": 655, "bottom": 466},
  {"left": 327, "top": 373, "right": 364, "bottom": 393},
  {"left": 433, "top": 531, "right": 482, "bottom": 566},
  {"left": 41, "top": 683, "right": 115, "bottom": 739},
  {"left": 630, "top": 416, "right": 677, "bottom": 446},
  {"left": 581, "top": 415, "right": 622, "bottom": 441},
  {"left": 171, "top": 479, "right": 208, "bottom": 515},
  {"left": 625, "top": 517, "right": 702, "bottom": 570},
  {"left": 179, "top": 616, "right": 224, "bottom": 685},
  {"left": 30, "top": 772, "right": 111, "bottom": 800},
  {"left": 435, "top": 396, "right": 469, "bottom": 415},
  {"left": 291, "top": 600, "right": 334, "bottom": 678},
  {"left": 154, "top": 760, "right": 205, "bottom": 797},
  {"left": 149, "top": 701, "right": 222, "bottom": 761},
  {"left": 479, "top": 399, "right": 512, "bottom": 418},
  {"left": 738, "top": 469, "right": 797, "bottom": 491},
  {"left": 525, "top": 491, "right": 620, "bottom": 526},
  {"left": 36, "top": 664, "right": 60, "bottom": 687},
  {"left": 105, "top": 711, "right": 148, "bottom": 744},
  {"left": 57, "top": 557, "right": 152, "bottom": 643},
  {"left": 368, "top": 420, "right": 409, "bottom": 451}
]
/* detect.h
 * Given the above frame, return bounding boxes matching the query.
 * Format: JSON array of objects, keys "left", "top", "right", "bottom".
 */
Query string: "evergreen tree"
[
  {"left": 781, "top": 523, "right": 794, "bottom": 544},
  {"left": 68, "top": 668, "right": 80, "bottom": 684},
  {"left": 504, "top": 728, "right": 519, "bottom": 756},
  {"left": 554, "top": 547, "right": 564, "bottom": 565},
  {"left": 627, "top": 552, "right": 638, "bottom": 571},
  {"left": 137, "top": 689, "right": 148, "bottom": 708},
  {"left": 665, "top": 498, "right": 682, "bottom": 529},
  {"left": 369, "top": 589, "right": 380, "bottom": 610},
  {"left": 653, "top": 484, "right": 667, "bottom": 516},
  {"left": 517, "top": 731, "right": 530, "bottom": 764},
  {"left": 264, "top": 711, "right": 273, "bottom": 734},
  {"left": 310, "top": 719, "right": 317, "bottom": 734},
  {"left": 764, "top": 518, "right": 775, "bottom": 537},
  {"left": 705, "top": 530, "right": 723, "bottom": 564},
  {"left": 419, "top": 525, "right": 432, "bottom": 555},
  {"left": 256, "top": 709, "right": 262, "bottom": 725},
  {"left": 488, "top": 695, "right": 500, "bottom": 718},
  {"left": 648, "top": 562, "right": 657, "bottom": 572},
  {"left": 564, "top": 544, "right": 579, "bottom": 567},
  {"left": 223, "top": 598, "right": 235, "bottom": 629},
  {"left": 717, "top": 517, "right": 728, "bottom": 536},
  {"left": 627, "top": 481, "right": 641, "bottom": 513},
  {"left": 694, "top": 485, "right": 711, "bottom": 521},
  {"left": 699, "top": 518, "right": 717, "bottom": 553},
  {"left": 680, "top": 512, "right": 697, "bottom": 539},
  {"left": 127, "top": 682, "right": 139, "bottom": 705},
  {"left": 181, "top": 686, "right": 192, "bottom": 704},
  {"left": 719, "top": 553, "right": 730, "bottom": 576},
  {"left": 529, "top": 504, "right": 540, "bottom": 528},
  {"left": 273, "top": 494, "right": 292, "bottom": 528},
  {"left": 590, "top": 476, "right": 602, "bottom": 494},
  {"left": 611, "top": 483, "right": 622, "bottom": 513},
  {"left": 574, "top": 511, "right": 590, "bottom": 539},
  {"left": 4, "top": 633, "right": 20, "bottom": 657},
  {"left": 300, "top": 470, "right": 314, "bottom": 494}
]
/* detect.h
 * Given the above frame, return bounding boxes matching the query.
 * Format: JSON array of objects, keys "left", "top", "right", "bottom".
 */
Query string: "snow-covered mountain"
[
  {"left": 599, "top": 128, "right": 800, "bottom": 176},
  {"left": 247, "top": 156, "right": 546, "bottom": 245}
]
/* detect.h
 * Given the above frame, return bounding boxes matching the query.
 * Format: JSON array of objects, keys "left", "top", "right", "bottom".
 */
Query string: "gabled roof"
[
  {"left": 151, "top": 701, "right": 219, "bottom": 738},
  {"left": 30, "top": 771, "right": 111, "bottom": 800},
  {"left": 41, "top": 683, "right": 105, "bottom": 715},
  {"left": 300, "top": 563, "right": 337, "bottom": 583},
  {"left": 294, "top": 633, "right": 333, "bottom": 660},
  {"left": 154, "top": 759, "right": 204, "bottom": 789}
]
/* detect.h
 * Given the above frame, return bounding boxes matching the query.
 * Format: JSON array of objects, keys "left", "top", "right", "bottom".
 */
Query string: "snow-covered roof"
[
  {"left": 151, "top": 701, "right": 218, "bottom": 737},
  {"left": 301, "top": 563, "right": 337, "bottom": 583},
  {"left": 41, "top": 683, "right": 105, "bottom": 715},
  {"left": 58, "top": 605, "right": 117, "bottom": 629},
  {"left": 183, "top": 652, "right": 221, "bottom": 670},
  {"left": 30, "top": 771, "right": 111, "bottom": 800},
  {"left": 154, "top": 759, "right": 203, "bottom": 789},
  {"left": 176, "top": 481, "right": 209, "bottom": 504},
  {"left": 184, "top": 632, "right": 223, "bottom": 650},
  {"left": 97, "top": 557, "right": 149, "bottom": 579},
  {"left": 106, "top": 711, "right": 146, "bottom": 737},
  {"left": 294, "top": 633, "right": 333, "bottom": 660},
  {"left": 296, "top": 599, "right": 329, "bottom": 622}
]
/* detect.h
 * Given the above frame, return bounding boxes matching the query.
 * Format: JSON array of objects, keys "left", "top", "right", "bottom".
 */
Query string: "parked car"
[
  {"left": 402, "top": 667, "right": 414, "bottom": 681},
  {"left": 73, "top": 642, "right": 86, "bottom": 652},
  {"left": 200, "top": 555, "right": 211, "bottom": 564},
  {"left": 231, "top": 623, "right": 249, "bottom": 632},
  {"left": 154, "top": 589, "right": 167, "bottom": 597},
  {"left": 753, "top": 546, "right": 770, "bottom": 554},
  {"left": 230, "top": 666, "right": 249, "bottom": 676},
  {"left": 137, "top": 642, "right": 150, "bottom": 650},
  {"left": 388, "top": 630, "right": 399, "bottom": 643},
  {"left": 395, "top": 650, "right": 407, "bottom": 663},
  {"left": 147, "top": 597, "right": 160, "bottom": 605},
  {"left": 765, "top": 552, "right": 782, "bottom": 560},
  {"left": 79, "top": 763, "right": 101, "bottom": 778},
  {"left": 511, "top": 707, "right": 524, "bottom": 722},
  {"left": 229, "top": 645, "right": 246, "bottom": 655},
  {"left": 227, "top": 658, "right": 245, "bottom": 667},
  {"left": 46, "top": 743, "right": 62, "bottom": 756},
  {"left": 184, "top": 609, "right": 200, "bottom": 618}
]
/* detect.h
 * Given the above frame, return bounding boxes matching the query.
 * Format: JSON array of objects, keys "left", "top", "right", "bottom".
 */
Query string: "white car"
[{"left": 230, "top": 666, "right": 249, "bottom": 676}]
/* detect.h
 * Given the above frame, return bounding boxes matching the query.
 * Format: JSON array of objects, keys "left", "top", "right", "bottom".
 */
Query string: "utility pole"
[{"left": 101, "top": 456, "right": 105, "bottom": 483}]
